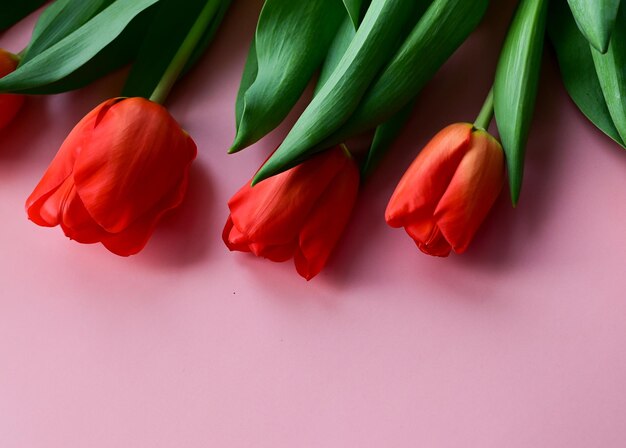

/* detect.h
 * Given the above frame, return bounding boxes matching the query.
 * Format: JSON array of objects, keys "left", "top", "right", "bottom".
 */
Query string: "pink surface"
[{"left": 2, "top": 2, "right": 626, "bottom": 447}]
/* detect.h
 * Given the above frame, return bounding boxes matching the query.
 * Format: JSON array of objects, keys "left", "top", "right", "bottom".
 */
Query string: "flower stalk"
[
  {"left": 473, "top": 87, "right": 494, "bottom": 131},
  {"left": 149, "top": 0, "right": 221, "bottom": 104}
]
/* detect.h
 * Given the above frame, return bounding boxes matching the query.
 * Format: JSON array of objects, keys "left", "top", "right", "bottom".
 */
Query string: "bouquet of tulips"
[{"left": 1, "top": 0, "right": 625, "bottom": 280}]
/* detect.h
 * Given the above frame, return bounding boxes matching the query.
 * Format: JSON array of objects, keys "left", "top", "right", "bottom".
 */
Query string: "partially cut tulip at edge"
[
  {"left": 0, "top": 49, "right": 25, "bottom": 131},
  {"left": 223, "top": 145, "right": 360, "bottom": 280},
  {"left": 26, "top": 97, "right": 197, "bottom": 256},
  {"left": 386, "top": 123, "right": 505, "bottom": 257}
]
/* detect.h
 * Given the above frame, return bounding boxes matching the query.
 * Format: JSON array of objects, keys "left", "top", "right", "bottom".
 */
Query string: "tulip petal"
[
  {"left": 100, "top": 173, "right": 191, "bottom": 257},
  {"left": 73, "top": 98, "right": 197, "bottom": 233},
  {"left": 223, "top": 217, "right": 252, "bottom": 253},
  {"left": 294, "top": 155, "right": 359, "bottom": 280},
  {"left": 405, "top": 223, "right": 452, "bottom": 257},
  {"left": 224, "top": 216, "right": 296, "bottom": 262},
  {"left": 59, "top": 183, "right": 108, "bottom": 244},
  {"left": 385, "top": 123, "right": 472, "bottom": 228},
  {"left": 0, "top": 48, "right": 18, "bottom": 77},
  {"left": 25, "top": 99, "right": 113, "bottom": 224},
  {"left": 29, "top": 175, "right": 74, "bottom": 227},
  {"left": 228, "top": 147, "right": 348, "bottom": 248},
  {"left": 100, "top": 215, "right": 157, "bottom": 257},
  {"left": 0, "top": 94, "right": 24, "bottom": 130},
  {"left": 434, "top": 130, "right": 504, "bottom": 253},
  {"left": 248, "top": 242, "right": 296, "bottom": 263}
]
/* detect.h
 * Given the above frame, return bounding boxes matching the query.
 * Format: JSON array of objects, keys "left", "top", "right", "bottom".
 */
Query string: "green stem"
[
  {"left": 149, "top": 0, "right": 220, "bottom": 104},
  {"left": 473, "top": 87, "right": 494, "bottom": 131}
]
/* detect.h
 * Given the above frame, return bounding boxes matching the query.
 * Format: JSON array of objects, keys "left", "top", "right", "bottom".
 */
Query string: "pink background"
[{"left": 2, "top": 1, "right": 626, "bottom": 446}]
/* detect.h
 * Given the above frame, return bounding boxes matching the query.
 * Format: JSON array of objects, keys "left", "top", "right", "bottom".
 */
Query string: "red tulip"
[
  {"left": 386, "top": 123, "right": 505, "bottom": 257},
  {"left": 26, "top": 97, "right": 197, "bottom": 256},
  {"left": 0, "top": 49, "right": 25, "bottom": 130},
  {"left": 223, "top": 146, "right": 359, "bottom": 280}
]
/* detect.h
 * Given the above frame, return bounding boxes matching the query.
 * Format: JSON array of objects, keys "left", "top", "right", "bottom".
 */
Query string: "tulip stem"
[
  {"left": 474, "top": 87, "right": 495, "bottom": 131},
  {"left": 149, "top": 0, "right": 221, "bottom": 105}
]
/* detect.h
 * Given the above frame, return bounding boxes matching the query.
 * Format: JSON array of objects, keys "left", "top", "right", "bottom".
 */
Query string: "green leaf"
[
  {"left": 327, "top": 0, "right": 488, "bottom": 145},
  {"left": 314, "top": 13, "right": 359, "bottom": 96},
  {"left": 122, "top": 0, "right": 231, "bottom": 98},
  {"left": 230, "top": 0, "right": 346, "bottom": 153},
  {"left": 21, "top": 0, "right": 115, "bottom": 63},
  {"left": 254, "top": 0, "right": 419, "bottom": 183},
  {"left": 235, "top": 39, "right": 259, "bottom": 132},
  {"left": 342, "top": 0, "right": 362, "bottom": 28},
  {"left": 0, "top": 0, "right": 46, "bottom": 31},
  {"left": 13, "top": 8, "right": 155, "bottom": 95},
  {"left": 362, "top": 101, "right": 414, "bottom": 178},
  {"left": 494, "top": 0, "right": 548, "bottom": 206},
  {"left": 0, "top": 0, "right": 161, "bottom": 93},
  {"left": 591, "top": 4, "right": 626, "bottom": 143},
  {"left": 549, "top": 0, "right": 625, "bottom": 149},
  {"left": 567, "top": 0, "right": 620, "bottom": 53}
]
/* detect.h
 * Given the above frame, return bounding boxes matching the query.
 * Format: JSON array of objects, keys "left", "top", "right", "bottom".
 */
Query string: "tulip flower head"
[
  {"left": 223, "top": 146, "right": 360, "bottom": 280},
  {"left": 0, "top": 49, "right": 25, "bottom": 131},
  {"left": 386, "top": 123, "right": 505, "bottom": 257},
  {"left": 26, "top": 97, "right": 197, "bottom": 256}
]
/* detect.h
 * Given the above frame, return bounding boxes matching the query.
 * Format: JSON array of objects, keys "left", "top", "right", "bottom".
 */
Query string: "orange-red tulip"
[
  {"left": 223, "top": 146, "right": 359, "bottom": 280},
  {"left": 0, "top": 49, "right": 25, "bottom": 130},
  {"left": 386, "top": 123, "right": 505, "bottom": 257},
  {"left": 26, "top": 97, "right": 197, "bottom": 256}
]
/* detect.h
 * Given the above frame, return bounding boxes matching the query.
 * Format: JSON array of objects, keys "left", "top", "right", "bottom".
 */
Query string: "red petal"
[
  {"left": 385, "top": 123, "right": 472, "bottom": 228},
  {"left": 405, "top": 223, "right": 452, "bottom": 257},
  {"left": 73, "top": 98, "right": 197, "bottom": 233},
  {"left": 224, "top": 216, "right": 295, "bottom": 261},
  {"left": 228, "top": 147, "right": 348, "bottom": 248},
  {"left": 435, "top": 130, "right": 504, "bottom": 253},
  {"left": 26, "top": 99, "right": 116, "bottom": 225},
  {"left": 294, "top": 153, "right": 359, "bottom": 280},
  {"left": 29, "top": 176, "right": 74, "bottom": 227},
  {"left": 100, "top": 173, "right": 191, "bottom": 257},
  {"left": 222, "top": 217, "right": 251, "bottom": 252},
  {"left": 249, "top": 241, "right": 296, "bottom": 262},
  {"left": 0, "top": 50, "right": 24, "bottom": 129},
  {"left": 59, "top": 184, "right": 108, "bottom": 244},
  {"left": 0, "top": 94, "right": 24, "bottom": 130},
  {"left": 0, "top": 49, "right": 18, "bottom": 77}
]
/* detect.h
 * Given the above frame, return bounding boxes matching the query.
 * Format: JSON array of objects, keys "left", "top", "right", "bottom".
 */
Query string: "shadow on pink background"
[{"left": 1, "top": 1, "right": 625, "bottom": 447}]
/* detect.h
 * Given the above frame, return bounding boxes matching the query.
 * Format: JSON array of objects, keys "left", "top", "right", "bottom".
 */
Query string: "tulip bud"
[
  {"left": 223, "top": 146, "right": 359, "bottom": 280},
  {"left": 26, "top": 97, "right": 197, "bottom": 256},
  {"left": 0, "top": 49, "right": 25, "bottom": 130},
  {"left": 386, "top": 123, "right": 505, "bottom": 257}
]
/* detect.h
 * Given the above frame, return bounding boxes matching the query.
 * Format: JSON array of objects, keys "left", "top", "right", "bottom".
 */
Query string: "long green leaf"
[
  {"left": 0, "top": 0, "right": 161, "bottom": 93},
  {"left": 567, "top": 0, "right": 620, "bottom": 53},
  {"left": 319, "top": 0, "right": 414, "bottom": 179},
  {"left": 494, "top": 0, "right": 548, "bottom": 206},
  {"left": 549, "top": 0, "right": 625, "bottom": 149},
  {"left": 235, "top": 39, "right": 259, "bottom": 132},
  {"left": 122, "top": 0, "right": 231, "bottom": 98},
  {"left": 342, "top": 0, "right": 362, "bottom": 28},
  {"left": 230, "top": 0, "right": 346, "bottom": 153},
  {"left": 254, "top": 0, "right": 417, "bottom": 183},
  {"left": 21, "top": 0, "right": 114, "bottom": 63},
  {"left": 326, "top": 0, "right": 487, "bottom": 145},
  {"left": 591, "top": 4, "right": 626, "bottom": 143},
  {"left": 0, "top": 0, "right": 46, "bottom": 31},
  {"left": 13, "top": 8, "right": 155, "bottom": 95},
  {"left": 314, "top": 13, "right": 359, "bottom": 96}
]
